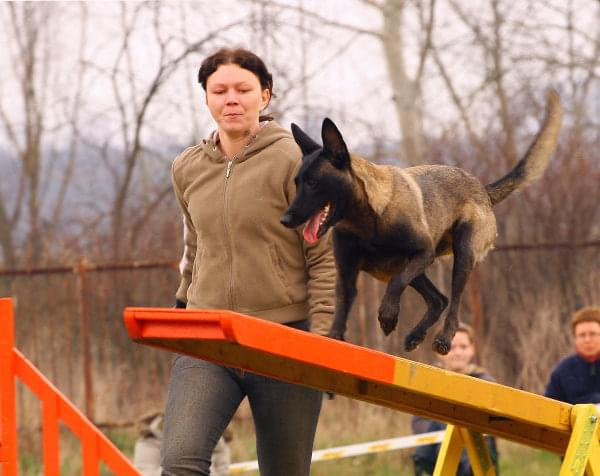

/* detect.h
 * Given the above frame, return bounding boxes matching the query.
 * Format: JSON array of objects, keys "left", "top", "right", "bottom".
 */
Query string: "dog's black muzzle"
[{"left": 280, "top": 212, "right": 297, "bottom": 228}]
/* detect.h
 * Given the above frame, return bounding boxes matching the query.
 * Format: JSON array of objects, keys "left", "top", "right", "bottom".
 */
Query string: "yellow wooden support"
[
  {"left": 434, "top": 424, "right": 463, "bottom": 476},
  {"left": 433, "top": 425, "right": 495, "bottom": 476},
  {"left": 561, "top": 404, "right": 600, "bottom": 476},
  {"left": 586, "top": 423, "right": 600, "bottom": 476},
  {"left": 460, "top": 427, "right": 495, "bottom": 475}
]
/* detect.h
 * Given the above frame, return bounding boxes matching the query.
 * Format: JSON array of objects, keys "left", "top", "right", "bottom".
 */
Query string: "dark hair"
[{"left": 198, "top": 47, "right": 274, "bottom": 121}]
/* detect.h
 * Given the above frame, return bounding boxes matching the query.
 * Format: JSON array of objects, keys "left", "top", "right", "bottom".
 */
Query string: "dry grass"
[
  {"left": 15, "top": 399, "right": 564, "bottom": 475},
  {"left": 228, "top": 396, "right": 416, "bottom": 474},
  {"left": 227, "top": 396, "right": 563, "bottom": 475}
]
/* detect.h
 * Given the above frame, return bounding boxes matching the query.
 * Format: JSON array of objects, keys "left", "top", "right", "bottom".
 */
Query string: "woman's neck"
[{"left": 219, "top": 123, "right": 261, "bottom": 159}]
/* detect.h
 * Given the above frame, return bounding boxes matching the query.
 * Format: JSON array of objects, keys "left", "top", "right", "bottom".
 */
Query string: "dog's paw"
[
  {"left": 377, "top": 302, "right": 399, "bottom": 335},
  {"left": 378, "top": 315, "right": 398, "bottom": 336},
  {"left": 432, "top": 335, "right": 451, "bottom": 355},
  {"left": 404, "top": 329, "right": 426, "bottom": 352}
]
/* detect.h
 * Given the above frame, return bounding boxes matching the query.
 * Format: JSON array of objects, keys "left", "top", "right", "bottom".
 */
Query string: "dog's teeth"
[{"left": 319, "top": 204, "right": 330, "bottom": 227}]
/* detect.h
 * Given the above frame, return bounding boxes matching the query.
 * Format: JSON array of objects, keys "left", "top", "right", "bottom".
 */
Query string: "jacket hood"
[{"left": 202, "top": 121, "right": 293, "bottom": 164}]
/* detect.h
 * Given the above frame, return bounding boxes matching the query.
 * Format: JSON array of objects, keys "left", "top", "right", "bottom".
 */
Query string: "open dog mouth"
[{"left": 302, "top": 203, "right": 331, "bottom": 244}]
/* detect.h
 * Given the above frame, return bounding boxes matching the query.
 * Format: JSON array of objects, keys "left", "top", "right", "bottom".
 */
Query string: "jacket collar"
[
  {"left": 202, "top": 121, "right": 290, "bottom": 164},
  {"left": 577, "top": 352, "right": 600, "bottom": 364}
]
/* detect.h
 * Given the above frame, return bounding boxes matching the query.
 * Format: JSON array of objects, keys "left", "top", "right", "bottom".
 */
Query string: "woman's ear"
[{"left": 261, "top": 89, "right": 271, "bottom": 110}]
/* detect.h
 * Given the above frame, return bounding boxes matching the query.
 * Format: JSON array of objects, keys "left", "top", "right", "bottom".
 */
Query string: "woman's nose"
[{"left": 225, "top": 91, "right": 239, "bottom": 104}]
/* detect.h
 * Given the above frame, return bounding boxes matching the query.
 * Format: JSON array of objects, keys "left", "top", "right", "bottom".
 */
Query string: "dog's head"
[{"left": 280, "top": 118, "right": 353, "bottom": 243}]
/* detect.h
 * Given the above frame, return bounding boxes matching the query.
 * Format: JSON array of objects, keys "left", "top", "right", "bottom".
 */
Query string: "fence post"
[
  {"left": 0, "top": 298, "right": 18, "bottom": 475},
  {"left": 76, "top": 258, "right": 95, "bottom": 421}
]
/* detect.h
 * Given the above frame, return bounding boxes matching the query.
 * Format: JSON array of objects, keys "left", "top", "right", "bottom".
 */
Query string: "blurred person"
[
  {"left": 162, "top": 47, "right": 335, "bottom": 476},
  {"left": 411, "top": 322, "right": 499, "bottom": 475},
  {"left": 133, "top": 411, "right": 231, "bottom": 476},
  {"left": 134, "top": 411, "right": 163, "bottom": 476},
  {"left": 545, "top": 306, "right": 600, "bottom": 405}
]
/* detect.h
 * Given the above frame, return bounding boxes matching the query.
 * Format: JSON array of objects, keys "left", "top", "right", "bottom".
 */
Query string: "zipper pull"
[{"left": 226, "top": 160, "right": 233, "bottom": 178}]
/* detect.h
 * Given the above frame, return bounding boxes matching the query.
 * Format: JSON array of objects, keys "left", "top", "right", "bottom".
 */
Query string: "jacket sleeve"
[
  {"left": 573, "top": 392, "right": 600, "bottom": 404},
  {"left": 172, "top": 158, "right": 197, "bottom": 305},
  {"left": 544, "top": 366, "right": 567, "bottom": 402},
  {"left": 411, "top": 414, "right": 434, "bottom": 434},
  {"left": 303, "top": 233, "right": 336, "bottom": 335}
]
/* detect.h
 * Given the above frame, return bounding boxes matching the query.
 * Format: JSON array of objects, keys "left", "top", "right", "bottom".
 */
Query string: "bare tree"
[
  {"left": 373, "top": 0, "right": 435, "bottom": 165},
  {"left": 0, "top": 2, "right": 46, "bottom": 266},
  {"left": 0, "top": 3, "right": 89, "bottom": 267},
  {"left": 253, "top": 0, "right": 436, "bottom": 165},
  {"left": 90, "top": 2, "right": 245, "bottom": 259}
]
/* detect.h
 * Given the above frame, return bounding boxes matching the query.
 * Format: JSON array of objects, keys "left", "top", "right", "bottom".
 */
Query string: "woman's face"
[
  {"left": 439, "top": 331, "right": 475, "bottom": 373},
  {"left": 205, "top": 63, "right": 270, "bottom": 137}
]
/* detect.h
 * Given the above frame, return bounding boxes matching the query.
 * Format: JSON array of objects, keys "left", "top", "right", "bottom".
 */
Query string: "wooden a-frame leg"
[
  {"left": 561, "top": 404, "right": 600, "bottom": 476},
  {"left": 434, "top": 424, "right": 463, "bottom": 476},
  {"left": 459, "top": 427, "right": 496, "bottom": 475},
  {"left": 433, "top": 424, "right": 496, "bottom": 476}
]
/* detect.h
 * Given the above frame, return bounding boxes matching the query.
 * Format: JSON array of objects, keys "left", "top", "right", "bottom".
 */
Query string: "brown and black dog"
[{"left": 281, "top": 90, "right": 561, "bottom": 354}]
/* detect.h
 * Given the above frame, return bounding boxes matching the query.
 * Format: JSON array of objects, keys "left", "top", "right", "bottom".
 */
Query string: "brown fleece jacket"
[{"left": 172, "top": 121, "right": 335, "bottom": 335}]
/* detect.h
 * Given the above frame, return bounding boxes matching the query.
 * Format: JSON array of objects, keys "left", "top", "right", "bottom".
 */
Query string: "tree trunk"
[{"left": 380, "top": 0, "right": 426, "bottom": 166}]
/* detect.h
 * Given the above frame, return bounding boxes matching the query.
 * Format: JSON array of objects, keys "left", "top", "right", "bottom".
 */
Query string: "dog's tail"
[{"left": 485, "top": 89, "right": 562, "bottom": 206}]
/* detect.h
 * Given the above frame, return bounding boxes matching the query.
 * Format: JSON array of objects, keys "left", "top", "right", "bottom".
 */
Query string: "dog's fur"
[{"left": 281, "top": 90, "right": 562, "bottom": 354}]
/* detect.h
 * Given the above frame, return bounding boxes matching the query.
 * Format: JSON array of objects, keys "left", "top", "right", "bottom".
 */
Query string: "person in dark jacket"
[
  {"left": 545, "top": 307, "right": 600, "bottom": 404},
  {"left": 411, "top": 322, "right": 499, "bottom": 476}
]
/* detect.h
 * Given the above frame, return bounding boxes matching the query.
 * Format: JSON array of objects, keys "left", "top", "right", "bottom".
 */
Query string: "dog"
[{"left": 280, "top": 90, "right": 561, "bottom": 354}]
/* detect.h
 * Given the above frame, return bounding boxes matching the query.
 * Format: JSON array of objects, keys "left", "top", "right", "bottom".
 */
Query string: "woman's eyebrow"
[{"left": 209, "top": 81, "right": 254, "bottom": 88}]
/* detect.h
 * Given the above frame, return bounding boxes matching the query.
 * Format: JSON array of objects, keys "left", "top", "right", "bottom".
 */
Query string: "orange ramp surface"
[{"left": 123, "top": 307, "right": 575, "bottom": 455}]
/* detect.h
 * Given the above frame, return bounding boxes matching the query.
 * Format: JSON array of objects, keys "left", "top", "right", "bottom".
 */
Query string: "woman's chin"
[{"left": 222, "top": 125, "right": 255, "bottom": 138}]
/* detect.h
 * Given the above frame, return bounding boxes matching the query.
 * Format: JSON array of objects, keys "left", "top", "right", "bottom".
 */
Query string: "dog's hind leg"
[
  {"left": 404, "top": 273, "right": 449, "bottom": 352},
  {"left": 432, "top": 223, "right": 476, "bottom": 355},
  {"left": 378, "top": 248, "right": 435, "bottom": 336}
]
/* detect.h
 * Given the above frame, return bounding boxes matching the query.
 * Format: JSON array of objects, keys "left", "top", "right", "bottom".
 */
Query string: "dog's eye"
[{"left": 306, "top": 179, "right": 317, "bottom": 188}]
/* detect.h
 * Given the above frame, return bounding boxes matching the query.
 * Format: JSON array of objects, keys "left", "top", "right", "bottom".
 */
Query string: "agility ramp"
[{"left": 124, "top": 307, "right": 600, "bottom": 476}]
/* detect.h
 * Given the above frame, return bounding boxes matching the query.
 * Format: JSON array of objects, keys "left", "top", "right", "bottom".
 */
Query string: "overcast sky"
[{"left": 1, "top": 0, "right": 599, "bottom": 154}]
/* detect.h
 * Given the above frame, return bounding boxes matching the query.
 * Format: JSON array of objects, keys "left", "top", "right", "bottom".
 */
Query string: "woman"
[
  {"left": 162, "top": 48, "right": 336, "bottom": 476},
  {"left": 411, "top": 323, "right": 499, "bottom": 475}
]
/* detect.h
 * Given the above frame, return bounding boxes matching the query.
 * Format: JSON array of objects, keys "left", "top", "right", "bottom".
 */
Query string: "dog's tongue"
[{"left": 303, "top": 210, "right": 325, "bottom": 244}]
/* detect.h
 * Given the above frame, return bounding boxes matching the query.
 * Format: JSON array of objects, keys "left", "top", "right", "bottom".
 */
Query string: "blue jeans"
[{"left": 161, "top": 327, "right": 323, "bottom": 475}]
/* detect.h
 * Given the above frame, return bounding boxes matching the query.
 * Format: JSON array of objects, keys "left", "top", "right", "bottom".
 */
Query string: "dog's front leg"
[
  {"left": 329, "top": 265, "right": 359, "bottom": 340},
  {"left": 378, "top": 248, "right": 435, "bottom": 336},
  {"left": 328, "top": 233, "right": 361, "bottom": 340}
]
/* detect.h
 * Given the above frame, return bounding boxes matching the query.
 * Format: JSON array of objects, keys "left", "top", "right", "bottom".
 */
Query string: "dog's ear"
[
  {"left": 321, "top": 118, "right": 350, "bottom": 169},
  {"left": 291, "top": 123, "right": 321, "bottom": 157}
]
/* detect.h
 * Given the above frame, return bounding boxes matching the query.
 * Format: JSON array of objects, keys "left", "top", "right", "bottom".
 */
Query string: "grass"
[
  {"left": 17, "top": 426, "right": 137, "bottom": 476},
  {"left": 497, "top": 441, "right": 561, "bottom": 475},
  {"left": 17, "top": 397, "right": 564, "bottom": 475}
]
